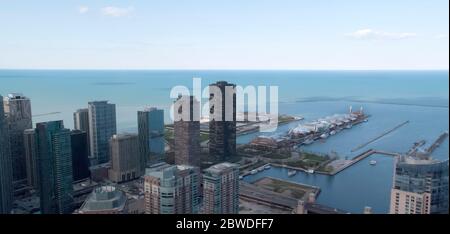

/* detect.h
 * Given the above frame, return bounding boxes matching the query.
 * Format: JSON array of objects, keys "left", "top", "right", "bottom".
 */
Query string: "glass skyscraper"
[
  {"left": 138, "top": 107, "right": 165, "bottom": 170},
  {"left": 35, "top": 121, "right": 74, "bottom": 214},
  {"left": 3, "top": 93, "right": 32, "bottom": 183},
  {"left": 0, "top": 95, "right": 13, "bottom": 214},
  {"left": 88, "top": 101, "right": 117, "bottom": 165},
  {"left": 390, "top": 156, "right": 449, "bottom": 214}
]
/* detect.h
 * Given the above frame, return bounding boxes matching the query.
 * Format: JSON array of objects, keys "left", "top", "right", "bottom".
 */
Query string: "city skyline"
[{"left": 0, "top": 0, "right": 448, "bottom": 70}]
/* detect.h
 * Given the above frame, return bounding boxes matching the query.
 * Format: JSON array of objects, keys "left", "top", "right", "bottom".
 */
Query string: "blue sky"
[{"left": 0, "top": 0, "right": 448, "bottom": 69}]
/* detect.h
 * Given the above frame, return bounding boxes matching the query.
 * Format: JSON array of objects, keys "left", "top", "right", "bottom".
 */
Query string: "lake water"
[{"left": 1, "top": 70, "right": 448, "bottom": 213}]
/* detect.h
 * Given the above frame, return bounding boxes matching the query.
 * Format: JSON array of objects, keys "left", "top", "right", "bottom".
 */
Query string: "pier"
[
  {"left": 331, "top": 149, "right": 400, "bottom": 175},
  {"left": 351, "top": 120, "right": 409, "bottom": 152},
  {"left": 426, "top": 132, "right": 449, "bottom": 154}
]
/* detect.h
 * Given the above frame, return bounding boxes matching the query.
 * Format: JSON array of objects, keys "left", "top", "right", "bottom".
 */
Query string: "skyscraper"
[
  {"left": 24, "top": 129, "right": 39, "bottom": 189},
  {"left": 144, "top": 163, "right": 201, "bottom": 214},
  {"left": 3, "top": 93, "right": 32, "bottom": 182},
  {"left": 174, "top": 96, "right": 200, "bottom": 167},
  {"left": 209, "top": 81, "right": 236, "bottom": 162},
  {"left": 390, "top": 156, "right": 449, "bottom": 214},
  {"left": 74, "top": 108, "right": 90, "bottom": 156},
  {"left": 203, "top": 162, "right": 239, "bottom": 214},
  {"left": 70, "top": 130, "right": 90, "bottom": 182},
  {"left": 108, "top": 133, "right": 141, "bottom": 183},
  {"left": 35, "top": 121, "right": 74, "bottom": 214},
  {"left": 138, "top": 107, "right": 165, "bottom": 170},
  {"left": 0, "top": 95, "right": 13, "bottom": 214},
  {"left": 88, "top": 101, "right": 117, "bottom": 165}
]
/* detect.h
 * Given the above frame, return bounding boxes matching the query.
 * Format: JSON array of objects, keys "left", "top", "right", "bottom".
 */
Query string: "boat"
[
  {"left": 264, "top": 165, "right": 271, "bottom": 170},
  {"left": 370, "top": 160, "right": 377, "bottom": 166},
  {"left": 303, "top": 139, "right": 314, "bottom": 145},
  {"left": 257, "top": 167, "right": 265, "bottom": 172},
  {"left": 288, "top": 169, "right": 297, "bottom": 177},
  {"left": 345, "top": 124, "right": 352, "bottom": 129},
  {"left": 329, "top": 130, "right": 337, "bottom": 136},
  {"left": 239, "top": 176, "right": 244, "bottom": 180},
  {"left": 250, "top": 169, "right": 258, "bottom": 175},
  {"left": 307, "top": 169, "right": 315, "bottom": 174},
  {"left": 320, "top": 133, "right": 329, "bottom": 139}
]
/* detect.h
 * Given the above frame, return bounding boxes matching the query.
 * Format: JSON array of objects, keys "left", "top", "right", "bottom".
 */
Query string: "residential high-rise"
[
  {"left": 77, "top": 185, "right": 128, "bottom": 214},
  {"left": 70, "top": 130, "right": 90, "bottom": 182},
  {"left": 3, "top": 93, "right": 32, "bottom": 182},
  {"left": 88, "top": 101, "right": 117, "bottom": 165},
  {"left": 390, "top": 156, "right": 449, "bottom": 214},
  {"left": 24, "top": 129, "right": 39, "bottom": 189},
  {"left": 108, "top": 133, "right": 141, "bottom": 183},
  {"left": 174, "top": 96, "right": 200, "bottom": 167},
  {"left": 209, "top": 81, "right": 236, "bottom": 162},
  {"left": 138, "top": 107, "right": 165, "bottom": 170},
  {"left": 0, "top": 95, "right": 13, "bottom": 214},
  {"left": 203, "top": 162, "right": 239, "bottom": 214},
  {"left": 35, "top": 121, "right": 74, "bottom": 214},
  {"left": 144, "top": 163, "right": 201, "bottom": 214},
  {"left": 73, "top": 108, "right": 90, "bottom": 156}
]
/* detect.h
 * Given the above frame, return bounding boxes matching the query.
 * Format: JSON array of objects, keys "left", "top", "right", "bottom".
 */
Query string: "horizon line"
[{"left": 0, "top": 68, "right": 449, "bottom": 72}]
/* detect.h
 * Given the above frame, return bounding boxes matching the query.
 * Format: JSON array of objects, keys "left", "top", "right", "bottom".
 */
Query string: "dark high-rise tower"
[
  {"left": 0, "top": 95, "right": 13, "bottom": 214},
  {"left": 138, "top": 107, "right": 165, "bottom": 170},
  {"left": 70, "top": 130, "right": 90, "bottom": 182},
  {"left": 35, "top": 121, "right": 74, "bottom": 214},
  {"left": 3, "top": 93, "right": 32, "bottom": 183},
  {"left": 88, "top": 101, "right": 117, "bottom": 165},
  {"left": 174, "top": 96, "right": 200, "bottom": 167},
  {"left": 24, "top": 129, "right": 39, "bottom": 189},
  {"left": 74, "top": 108, "right": 90, "bottom": 156},
  {"left": 209, "top": 81, "right": 236, "bottom": 162}
]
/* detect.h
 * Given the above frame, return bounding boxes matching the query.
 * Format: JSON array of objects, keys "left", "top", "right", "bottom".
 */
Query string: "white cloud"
[
  {"left": 78, "top": 6, "right": 89, "bottom": 14},
  {"left": 347, "top": 29, "right": 417, "bottom": 40},
  {"left": 101, "top": 6, "right": 134, "bottom": 17}
]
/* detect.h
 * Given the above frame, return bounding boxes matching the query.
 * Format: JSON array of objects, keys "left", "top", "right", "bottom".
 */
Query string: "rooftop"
[{"left": 204, "top": 162, "right": 239, "bottom": 175}]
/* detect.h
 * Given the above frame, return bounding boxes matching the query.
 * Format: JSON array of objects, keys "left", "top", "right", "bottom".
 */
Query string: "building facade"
[
  {"left": 209, "top": 81, "right": 236, "bottom": 162},
  {"left": 390, "top": 156, "right": 449, "bottom": 214},
  {"left": 138, "top": 107, "right": 165, "bottom": 170},
  {"left": 203, "top": 162, "right": 239, "bottom": 214},
  {"left": 3, "top": 93, "right": 32, "bottom": 182},
  {"left": 174, "top": 96, "right": 200, "bottom": 167},
  {"left": 0, "top": 95, "right": 13, "bottom": 214},
  {"left": 73, "top": 108, "right": 90, "bottom": 156},
  {"left": 144, "top": 163, "right": 201, "bottom": 214},
  {"left": 108, "top": 134, "right": 141, "bottom": 183},
  {"left": 24, "top": 129, "right": 39, "bottom": 189},
  {"left": 88, "top": 101, "right": 117, "bottom": 165},
  {"left": 35, "top": 121, "right": 74, "bottom": 214},
  {"left": 70, "top": 130, "right": 91, "bottom": 182}
]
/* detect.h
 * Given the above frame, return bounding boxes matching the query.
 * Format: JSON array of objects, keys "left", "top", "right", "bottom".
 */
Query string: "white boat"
[
  {"left": 370, "top": 160, "right": 377, "bottom": 166},
  {"left": 320, "top": 133, "right": 329, "bottom": 139},
  {"left": 264, "top": 165, "right": 271, "bottom": 170},
  {"left": 303, "top": 139, "right": 314, "bottom": 145},
  {"left": 257, "top": 167, "right": 265, "bottom": 172},
  {"left": 288, "top": 170, "right": 297, "bottom": 177},
  {"left": 250, "top": 169, "right": 258, "bottom": 175},
  {"left": 239, "top": 176, "right": 244, "bottom": 180},
  {"left": 307, "top": 169, "right": 315, "bottom": 174},
  {"left": 345, "top": 124, "right": 352, "bottom": 129},
  {"left": 330, "top": 130, "right": 337, "bottom": 136}
]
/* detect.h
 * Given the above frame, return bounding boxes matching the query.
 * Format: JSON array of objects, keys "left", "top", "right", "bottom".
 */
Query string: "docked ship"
[{"left": 288, "top": 169, "right": 297, "bottom": 177}]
